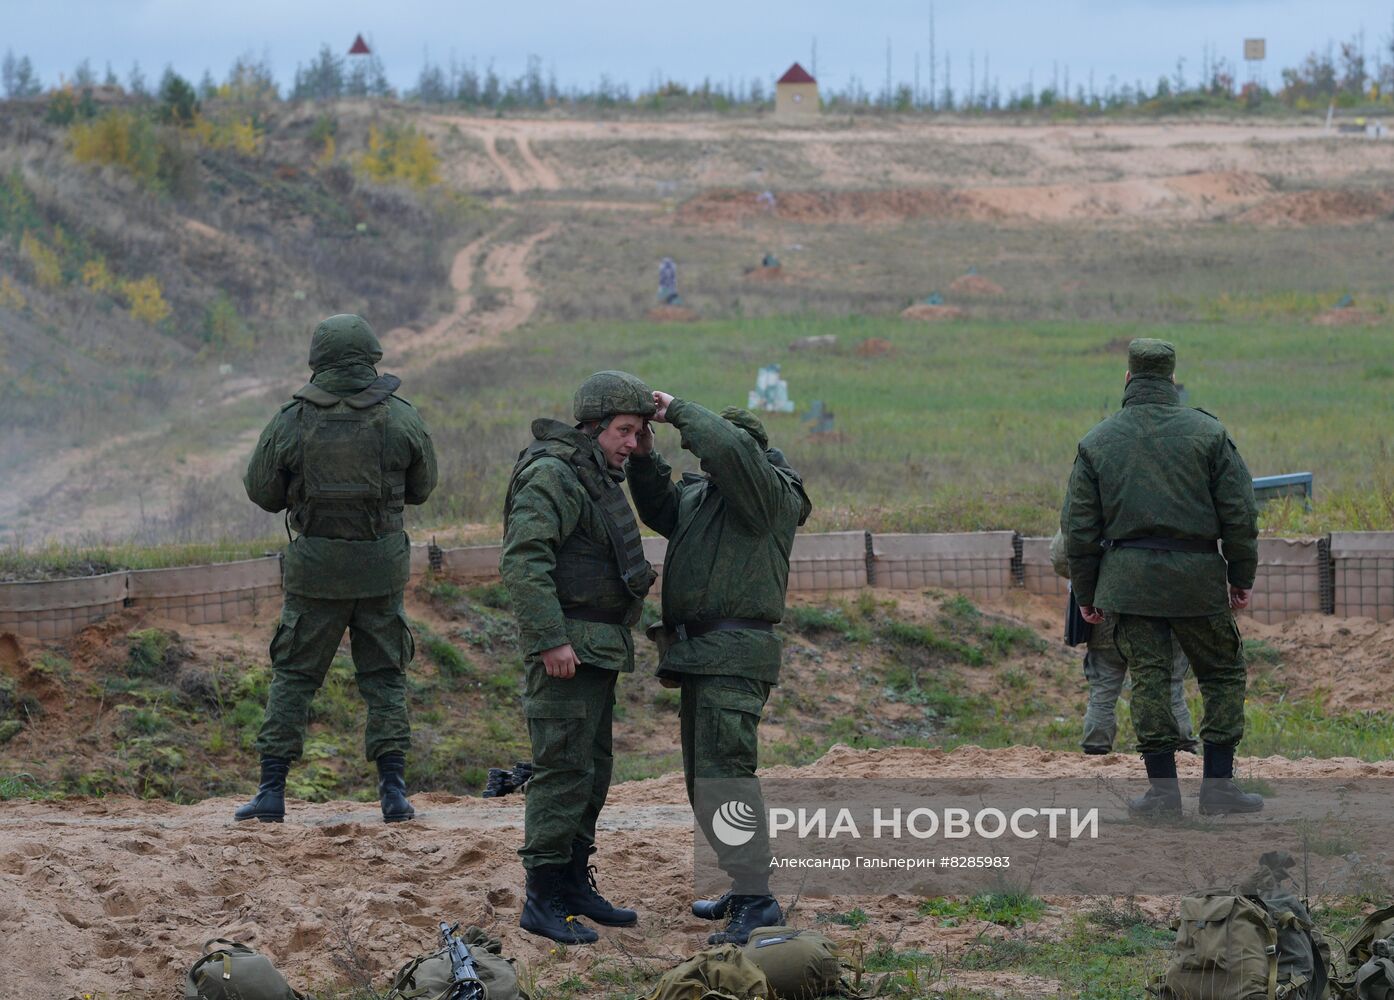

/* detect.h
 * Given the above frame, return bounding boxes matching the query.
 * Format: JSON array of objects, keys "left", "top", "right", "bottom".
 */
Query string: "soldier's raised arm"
[
  {"left": 652, "top": 394, "right": 802, "bottom": 532},
  {"left": 626, "top": 423, "right": 684, "bottom": 538}
]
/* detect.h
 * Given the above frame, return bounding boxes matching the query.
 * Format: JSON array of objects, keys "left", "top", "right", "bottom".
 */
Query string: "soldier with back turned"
[{"left": 1063, "top": 338, "right": 1261, "bottom": 818}]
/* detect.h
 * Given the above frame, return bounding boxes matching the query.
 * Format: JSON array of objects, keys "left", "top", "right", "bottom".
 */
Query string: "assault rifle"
[{"left": 438, "top": 922, "right": 485, "bottom": 1000}]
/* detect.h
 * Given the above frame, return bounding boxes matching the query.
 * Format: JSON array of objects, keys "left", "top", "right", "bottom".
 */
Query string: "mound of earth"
[
  {"left": 1312, "top": 307, "right": 1382, "bottom": 327},
  {"left": 1237, "top": 188, "right": 1394, "bottom": 226},
  {"left": 3, "top": 743, "right": 1390, "bottom": 998},
  {"left": 856, "top": 337, "right": 896, "bottom": 356},
  {"left": 948, "top": 274, "right": 1006, "bottom": 296},
  {"left": 900, "top": 304, "right": 966, "bottom": 322},
  {"left": 645, "top": 305, "right": 701, "bottom": 323},
  {"left": 677, "top": 172, "right": 1276, "bottom": 226},
  {"left": 743, "top": 265, "right": 784, "bottom": 281}
]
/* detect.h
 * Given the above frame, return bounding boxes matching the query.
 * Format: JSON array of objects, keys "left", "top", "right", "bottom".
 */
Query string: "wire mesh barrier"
[{"left": 4, "top": 530, "right": 1393, "bottom": 639}]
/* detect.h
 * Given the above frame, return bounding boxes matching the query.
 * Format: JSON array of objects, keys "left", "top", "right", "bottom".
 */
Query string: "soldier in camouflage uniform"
[
  {"left": 1049, "top": 530, "right": 1196, "bottom": 754},
  {"left": 1063, "top": 339, "right": 1261, "bottom": 818},
  {"left": 500, "top": 371, "right": 657, "bottom": 945},
  {"left": 628, "top": 393, "right": 812, "bottom": 945},
  {"left": 237, "top": 314, "right": 437, "bottom": 824}
]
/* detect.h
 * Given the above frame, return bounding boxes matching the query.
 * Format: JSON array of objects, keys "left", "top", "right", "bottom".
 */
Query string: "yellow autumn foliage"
[
  {"left": 81, "top": 258, "right": 115, "bottom": 293},
  {"left": 122, "top": 275, "right": 172, "bottom": 325},
  {"left": 191, "top": 113, "right": 264, "bottom": 156},
  {"left": 0, "top": 275, "right": 27, "bottom": 310},
  {"left": 20, "top": 231, "right": 62, "bottom": 289},
  {"left": 358, "top": 125, "right": 440, "bottom": 189}
]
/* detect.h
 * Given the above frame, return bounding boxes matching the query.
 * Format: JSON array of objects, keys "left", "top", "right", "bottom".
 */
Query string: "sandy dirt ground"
[{"left": 3, "top": 743, "right": 1391, "bottom": 999}]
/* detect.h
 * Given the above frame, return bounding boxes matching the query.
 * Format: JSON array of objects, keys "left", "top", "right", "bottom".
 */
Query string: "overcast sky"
[{"left": 3, "top": 0, "right": 1388, "bottom": 99}]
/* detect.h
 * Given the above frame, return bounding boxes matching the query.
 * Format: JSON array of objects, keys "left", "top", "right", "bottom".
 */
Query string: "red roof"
[
  {"left": 349, "top": 34, "right": 371, "bottom": 55},
  {"left": 778, "top": 63, "right": 816, "bottom": 85}
]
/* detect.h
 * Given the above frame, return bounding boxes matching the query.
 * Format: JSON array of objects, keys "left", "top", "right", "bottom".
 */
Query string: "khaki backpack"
[
  {"left": 385, "top": 927, "right": 529, "bottom": 1000},
  {"left": 183, "top": 939, "right": 304, "bottom": 1000},
  {"left": 1152, "top": 888, "right": 1329, "bottom": 1000},
  {"left": 743, "top": 926, "right": 841, "bottom": 1000},
  {"left": 642, "top": 943, "right": 772, "bottom": 1000}
]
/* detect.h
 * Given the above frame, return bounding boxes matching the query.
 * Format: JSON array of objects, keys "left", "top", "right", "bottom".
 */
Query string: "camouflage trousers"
[
  {"left": 1115, "top": 612, "right": 1246, "bottom": 756},
  {"left": 520, "top": 662, "right": 617, "bottom": 869},
  {"left": 680, "top": 674, "right": 773, "bottom": 893},
  {"left": 255, "top": 591, "right": 414, "bottom": 763},
  {"left": 1083, "top": 615, "right": 1194, "bottom": 753}
]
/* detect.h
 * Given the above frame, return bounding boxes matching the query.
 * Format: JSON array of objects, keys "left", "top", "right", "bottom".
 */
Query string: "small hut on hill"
[{"left": 775, "top": 63, "right": 819, "bottom": 119}]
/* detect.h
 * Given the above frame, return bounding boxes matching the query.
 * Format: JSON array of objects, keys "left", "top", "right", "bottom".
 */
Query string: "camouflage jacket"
[
  {"left": 628, "top": 399, "right": 812, "bottom": 683},
  {"left": 499, "top": 420, "right": 639, "bottom": 672},
  {"left": 244, "top": 366, "right": 436, "bottom": 599},
  {"left": 1062, "top": 375, "right": 1258, "bottom": 617}
]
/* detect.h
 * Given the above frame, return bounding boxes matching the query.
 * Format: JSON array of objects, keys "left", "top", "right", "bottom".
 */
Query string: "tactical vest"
[
  {"left": 505, "top": 435, "right": 653, "bottom": 610},
  {"left": 290, "top": 375, "right": 407, "bottom": 541}
]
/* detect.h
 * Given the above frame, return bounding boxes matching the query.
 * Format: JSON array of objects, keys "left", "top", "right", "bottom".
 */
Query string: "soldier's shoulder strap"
[
  {"left": 292, "top": 374, "right": 401, "bottom": 410},
  {"left": 1193, "top": 406, "right": 1220, "bottom": 421}
]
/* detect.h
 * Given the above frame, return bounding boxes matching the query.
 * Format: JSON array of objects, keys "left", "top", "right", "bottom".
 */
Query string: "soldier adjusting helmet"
[{"left": 573, "top": 370, "right": 657, "bottom": 423}]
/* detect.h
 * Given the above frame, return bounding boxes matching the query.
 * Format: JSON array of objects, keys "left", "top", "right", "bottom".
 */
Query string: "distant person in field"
[
  {"left": 1063, "top": 338, "right": 1260, "bottom": 819},
  {"left": 628, "top": 392, "right": 812, "bottom": 945},
  {"left": 236, "top": 314, "right": 437, "bottom": 825},
  {"left": 1049, "top": 529, "right": 1196, "bottom": 755},
  {"left": 499, "top": 371, "right": 657, "bottom": 945},
  {"left": 658, "top": 256, "right": 680, "bottom": 304}
]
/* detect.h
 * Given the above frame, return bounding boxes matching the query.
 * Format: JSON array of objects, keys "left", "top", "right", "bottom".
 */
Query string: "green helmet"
[{"left": 573, "top": 370, "right": 656, "bottom": 422}]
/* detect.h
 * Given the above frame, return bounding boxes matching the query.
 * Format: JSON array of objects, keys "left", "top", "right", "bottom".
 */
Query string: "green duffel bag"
[
  {"left": 386, "top": 927, "right": 528, "bottom": 1000},
  {"left": 183, "top": 939, "right": 304, "bottom": 1000},
  {"left": 642, "top": 943, "right": 771, "bottom": 1000},
  {"left": 743, "top": 926, "right": 841, "bottom": 1000}
]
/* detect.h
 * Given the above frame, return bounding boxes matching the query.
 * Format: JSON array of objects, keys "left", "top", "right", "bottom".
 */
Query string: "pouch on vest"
[
  {"left": 641, "top": 943, "right": 771, "bottom": 1000},
  {"left": 385, "top": 926, "right": 528, "bottom": 1000},
  {"left": 183, "top": 939, "right": 304, "bottom": 1000},
  {"left": 294, "top": 385, "right": 405, "bottom": 540},
  {"left": 743, "top": 926, "right": 841, "bottom": 1000}
]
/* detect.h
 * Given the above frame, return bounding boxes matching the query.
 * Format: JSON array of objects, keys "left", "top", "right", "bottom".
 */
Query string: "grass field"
[{"left": 411, "top": 314, "right": 1394, "bottom": 538}]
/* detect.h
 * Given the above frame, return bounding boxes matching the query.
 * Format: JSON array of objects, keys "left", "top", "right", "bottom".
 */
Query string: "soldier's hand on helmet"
[
  {"left": 1079, "top": 604, "right": 1105, "bottom": 625},
  {"left": 632, "top": 420, "right": 655, "bottom": 458},
  {"left": 1228, "top": 586, "right": 1252, "bottom": 610},
  {"left": 541, "top": 643, "right": 580, "bottom": 679},
  {"left": 651, "top": 391, "right": 675, "bottom": 422}
]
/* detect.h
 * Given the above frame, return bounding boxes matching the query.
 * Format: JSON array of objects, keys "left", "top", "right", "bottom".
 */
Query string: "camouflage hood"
[{"left": 308, "top": 314, "right": 383, "bottom": 373}]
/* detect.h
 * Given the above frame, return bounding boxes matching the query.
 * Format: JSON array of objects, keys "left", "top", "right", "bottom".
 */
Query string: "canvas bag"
[
  {"left": 385, "top": 927, "right": 527, "bottom": 1000},
  {"left": 642, "top": 943, "right": 772, "bottom": 1000},
  {"left": 1354, "top": 939, "right": 1394, "bottom": 1000},
  {"left": 183, "top": 939, "right": 304, "bottom": 1000},
  {"left": 743, "top": 926, "right": 841, "bottom": 1000}
]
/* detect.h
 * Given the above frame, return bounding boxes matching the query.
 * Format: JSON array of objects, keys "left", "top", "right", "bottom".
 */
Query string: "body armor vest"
[
  {"left": 291, "top": 375, "right": 407, "bottom": 541},
  {"left": 505, "top": 433, "right": 654, "bottom": 610}
]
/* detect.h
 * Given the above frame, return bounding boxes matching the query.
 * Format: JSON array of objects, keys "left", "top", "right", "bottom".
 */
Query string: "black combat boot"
[
  {"left": 376, "top": 752, "right": 415, "bottom": 823},
  {"left": 691, "top": 890, "right": 733, "bottom": 921},
  {"left": 520, "top": 864, "right": 599, "bottom": 944},
  {"left": 1198, "top": 743, "right": 1264, "bottom": 816},
  {"left": 233, "top": 756, "right": 290, "bottom": 823},
  {"left": 1128, "top": 751, "right": 1182, "bottom": 819},
  {"left": 562, "top": 841, "right": 637, "bottom": 927},
  {"left": 707, "top": 893, "right": 783, "bottom": 946}
]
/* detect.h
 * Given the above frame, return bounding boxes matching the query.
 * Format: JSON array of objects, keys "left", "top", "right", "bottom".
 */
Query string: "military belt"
[
  {"left": 563, "top": 607, "right": 628, "bottom": 625},
  {"left": 1101, "top": 537, "right": 1218, "bottom": 554},
  {"left": 672, "top": 618, "right": 775, "bottom": 642}
]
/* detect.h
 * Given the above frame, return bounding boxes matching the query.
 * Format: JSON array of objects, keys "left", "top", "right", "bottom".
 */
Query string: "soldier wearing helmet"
[{"left": 499, "top": 370, "right": 658, "bottom": 944}]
